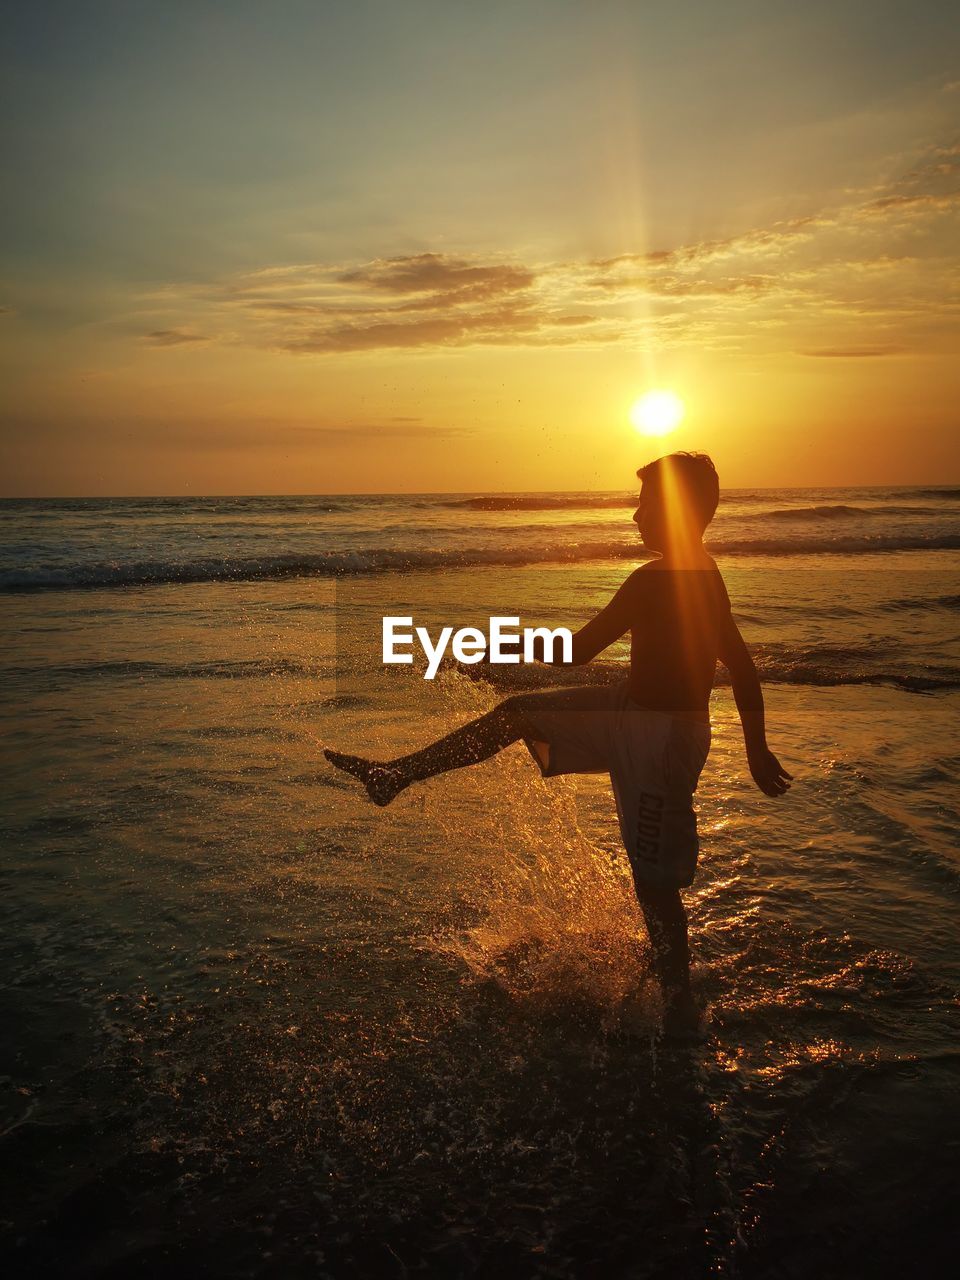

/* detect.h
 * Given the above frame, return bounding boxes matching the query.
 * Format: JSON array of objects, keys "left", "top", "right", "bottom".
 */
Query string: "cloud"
[
  {"left": 142, "top": 328, "right": 208, "bottom": 347},
  {"left": 286, "top": 317, "right": 467, "bottom": 352},
  {"left": 585, "top": 268, "right": 778, "bottom": 297},
  {"left": 287, "top": 423, "right": 465, "bottom": 438},
  {"left": 859, "top": 139, "right": 960, "bottom": 217},
  {"left": 338, "top": 253, "right": 535, "bottom": 300},
  {"left": 196, "top": 424, "right": 471, "bottom": 451},
  {"left": 588, "top": 215, "right": 830, "bottom": 279},
  {"left": 132, "top": 138, "right": 959, "bottom": 358},
  {"left": 861, "top": 190, "right": 959, "bottom": 217},
  {"left": 799, "top": 344, "right": 908, "bottom": 358},
  {"left": 282, "top": 297, "right": 561, "bottom": 353}
]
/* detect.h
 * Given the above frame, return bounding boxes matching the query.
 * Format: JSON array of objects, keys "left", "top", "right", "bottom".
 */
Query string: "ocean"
[{"left": 2, "top": 486, "right": 959, "bottom": 1277}]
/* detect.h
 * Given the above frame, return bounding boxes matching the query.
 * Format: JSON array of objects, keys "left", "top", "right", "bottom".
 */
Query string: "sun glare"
[{"left": 630, "top": 390, "right": 685, "bottom": 437}]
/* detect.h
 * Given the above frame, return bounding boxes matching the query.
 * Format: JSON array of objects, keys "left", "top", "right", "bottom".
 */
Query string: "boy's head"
[{"left": 634, "top": 452, "right": 719, "bottom": 550}]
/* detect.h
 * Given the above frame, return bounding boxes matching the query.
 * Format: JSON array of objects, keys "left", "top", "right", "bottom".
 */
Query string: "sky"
[{"left": 1, "top": 0, "right": 958, "bottom": 495}]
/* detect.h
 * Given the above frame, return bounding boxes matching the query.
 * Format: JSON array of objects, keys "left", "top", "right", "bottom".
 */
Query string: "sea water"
[{"left": 2, "top": 487, "right": 959, "bottom": 1276}]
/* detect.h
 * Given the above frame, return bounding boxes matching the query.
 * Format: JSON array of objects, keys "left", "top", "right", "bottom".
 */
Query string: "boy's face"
[{"left": 632, "top": 483, "right": 665, "bottom": 550}]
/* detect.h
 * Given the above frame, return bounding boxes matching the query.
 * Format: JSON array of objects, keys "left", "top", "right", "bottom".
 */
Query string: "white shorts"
[{"left": 509, "top": 681, "right": 711, "bottom": 889}]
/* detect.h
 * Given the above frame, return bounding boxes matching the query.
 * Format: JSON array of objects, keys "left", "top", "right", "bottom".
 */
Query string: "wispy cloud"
[
  {"left": 132, "top": 134, "right": 959, "bottom": 358},
  {"left": 0, "top": 415, "right": 468, "bottom": 451},
  {"left": 175, "top": 422, "right": 470, "bottom": 448},
  {"left": 142, "top": 328, "right": 208, "bottom": 347},
  {"left": 337, "top": 253, "right": 535, "bottom": 301},
  {"left": 799, "top": 344, "right": 908, "bottom": 358}
]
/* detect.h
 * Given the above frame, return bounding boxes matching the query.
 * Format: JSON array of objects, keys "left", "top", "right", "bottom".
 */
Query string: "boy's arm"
[
  {"left": 531, "top": 574, "right": 636, "bottom": 665},
  {"left": 717, "top": 609, "right": 793, "bottom": 797}
]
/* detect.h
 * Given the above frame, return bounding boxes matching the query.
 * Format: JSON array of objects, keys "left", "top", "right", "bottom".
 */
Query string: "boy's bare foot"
[{"left": 323, "top": 750, "right": 404, "bottom": 806}]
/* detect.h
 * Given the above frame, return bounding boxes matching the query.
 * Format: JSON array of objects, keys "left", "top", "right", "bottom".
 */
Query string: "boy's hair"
[{"left": 637, "top": 451, "right": 720, "bottom": 532}]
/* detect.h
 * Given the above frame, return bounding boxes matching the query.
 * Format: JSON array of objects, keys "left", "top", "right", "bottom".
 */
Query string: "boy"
[{"left": 326, "top": 452, "right": 791, "bottom": 1036}]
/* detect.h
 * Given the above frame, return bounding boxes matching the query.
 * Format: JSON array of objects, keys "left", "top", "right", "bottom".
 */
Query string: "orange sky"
[{"left": 2, "top": 2, "right": 958, "bottom": 495}]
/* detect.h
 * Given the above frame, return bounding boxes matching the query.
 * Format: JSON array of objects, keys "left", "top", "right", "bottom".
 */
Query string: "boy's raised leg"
[{"left": 324, "top": 697, "right": 538, "bottom": 806}]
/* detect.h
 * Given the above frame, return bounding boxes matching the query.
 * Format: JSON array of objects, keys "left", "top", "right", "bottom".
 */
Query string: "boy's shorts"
[{"left": 509, "top": 681, "right": 711, "bottom": 889}]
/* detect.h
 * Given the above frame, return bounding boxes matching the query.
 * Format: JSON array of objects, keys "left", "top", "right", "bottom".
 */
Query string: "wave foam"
[
  {"left": 445, "top": 495, "right": 632, "bottom": 511},
  {"left": 4, "top": 532, "right": 959, "bottom": 592}
]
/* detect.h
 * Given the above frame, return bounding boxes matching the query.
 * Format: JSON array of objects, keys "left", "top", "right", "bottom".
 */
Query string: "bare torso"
[{"left": 625, "top": 558, "right": 730, "bottom": 724}]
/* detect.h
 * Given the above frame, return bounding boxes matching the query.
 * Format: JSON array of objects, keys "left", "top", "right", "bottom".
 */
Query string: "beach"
[{"left": 3, "top": 487, "right": 960, "bottom": 1276}]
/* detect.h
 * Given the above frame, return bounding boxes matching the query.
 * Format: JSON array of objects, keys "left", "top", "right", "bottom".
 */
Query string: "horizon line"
[{"left": 2, "top": 481, "right": 960, "bottom": 502}]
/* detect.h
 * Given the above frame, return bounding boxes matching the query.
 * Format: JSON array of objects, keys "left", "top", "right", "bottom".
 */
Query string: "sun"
[{"left": 629, "top": 390, "right": 685, "bottom": 437}]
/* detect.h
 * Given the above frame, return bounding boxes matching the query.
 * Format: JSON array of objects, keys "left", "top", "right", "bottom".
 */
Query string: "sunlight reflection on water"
[{"left": 3, "top": 561, "right": 960, "bottom": 1275}]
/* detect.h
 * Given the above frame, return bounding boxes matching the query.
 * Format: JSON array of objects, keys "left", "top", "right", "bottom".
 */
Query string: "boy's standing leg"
[{"left": 633, "top": 881, "right": 700, "bottom": 1035}]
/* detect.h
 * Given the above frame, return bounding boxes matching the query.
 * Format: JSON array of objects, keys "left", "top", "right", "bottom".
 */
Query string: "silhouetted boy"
[{"left": 327, "top": 452, "right": 791, "bottom": 1035}]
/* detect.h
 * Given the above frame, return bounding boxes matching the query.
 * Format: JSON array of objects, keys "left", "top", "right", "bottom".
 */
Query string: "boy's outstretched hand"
[{"left": 747, "top": 745, "right": 793, "bottom": 797}]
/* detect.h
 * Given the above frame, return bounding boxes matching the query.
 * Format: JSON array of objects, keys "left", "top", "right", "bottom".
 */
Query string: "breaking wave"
[
  {"left": 4, "top": 533, "right": 959, "bottom": 592},
  {"left": 7, "top": 643, "right": 958, "bottom": 694},
  {"left": 881, "top": 592, "right": 960, "bottom": 613},
  {"left": 758, "top": 504, "right": 936, "bottom": 520},
  {"left": 444, "top": 494, "right": 633, "bottom": 511},
  {"left": 485, "top": 649, "right": 960, "bottom": 695}
]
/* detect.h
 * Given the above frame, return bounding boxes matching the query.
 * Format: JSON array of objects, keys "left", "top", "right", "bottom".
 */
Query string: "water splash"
[{"left": 412, "top": 669, "right": 656, "bottom": 1026}]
